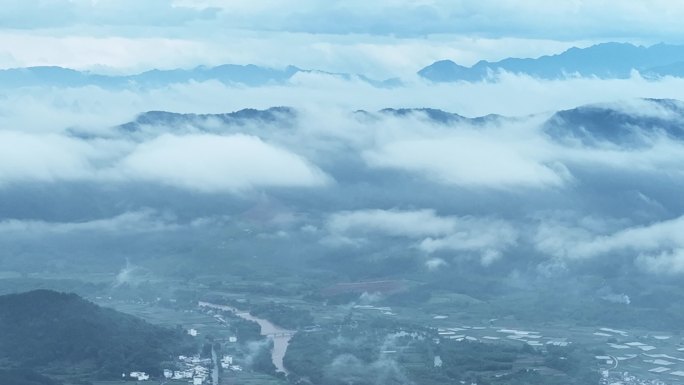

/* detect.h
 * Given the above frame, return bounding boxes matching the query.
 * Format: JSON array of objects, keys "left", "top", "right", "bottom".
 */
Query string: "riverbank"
[{"left": 199, "top": 301, "right": 296, "bottom": 374}]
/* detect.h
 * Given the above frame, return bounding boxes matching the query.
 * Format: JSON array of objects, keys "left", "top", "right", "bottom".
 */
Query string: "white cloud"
[
  {"left": 327, "top": 209, "right": 456, "bottom": 238},
  {"left": 364, "top": 136, "right": 569, "bottom": 189},
  {"left": 425, "top": 257, "right": 448, "bottom": 271},
  {"left": 5, "top": 76, "right": 684, "bottom": 195},
  {"left": 0, "top": 131, "right": 97, "bottom": 184},
  {"left": 0, "top": 127, "right": 329, "bottom": 194},
  {"left": 0, "top": 210, "right": 177, "bottom": 234},
  {"left": 117, "top": 133, "right": 330, "bottom": 192},
  {"left": 637, "top": 249, "right": 684, "bottom": 275},
  {"left": 114, "top": 260, "right": 149, "bottom": 287},
  {"left": 535, "top": 215, "right": 684, "bottom": 267},
  {"left": 4, "top": 75, "right": 684, "bottom": 198},
  {"left": 419, "top": 218, "right": 518, "bottom": 264},
  {"left": 327, "top": 209, "right": 518, "bottom": 265}
]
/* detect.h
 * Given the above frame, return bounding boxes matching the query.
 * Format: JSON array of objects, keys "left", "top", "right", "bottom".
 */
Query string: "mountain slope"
[{"left": 0, "top": 290, "right": 192, "bottom": 379}]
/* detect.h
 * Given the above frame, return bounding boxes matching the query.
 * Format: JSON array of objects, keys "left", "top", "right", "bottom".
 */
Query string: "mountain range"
[
  {"left": 104, "top": 98, "right": 684, "bottom": 149},
  {"left": 0, "top": 64, "right": 400, "bottom": 88},
  {"left": 419, "top": 42, "right": 684, "bottom": 82},
  {"left": 6, "top": 43, "right": 684, "bottom": 88}
]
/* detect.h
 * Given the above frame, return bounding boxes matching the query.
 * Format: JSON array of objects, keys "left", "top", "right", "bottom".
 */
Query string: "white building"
[{"left": 129, "top": 372, "right": 150, "bottom": 381}]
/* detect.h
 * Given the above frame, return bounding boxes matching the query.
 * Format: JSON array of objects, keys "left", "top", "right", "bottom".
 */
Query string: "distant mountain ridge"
[
  {"left": 6, "top": 43, "right": 684, "bottom": 88},
  {"left": 0, "top": 64, "right": 400, "bottom": 88},
  {"left": 418, "top": 43, "right": 684, "bottom": 82}
]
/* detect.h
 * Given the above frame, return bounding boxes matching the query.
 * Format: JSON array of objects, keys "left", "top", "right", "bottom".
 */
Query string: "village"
[{"left": 125, "top": 352, "right": 242, "bottom": 384}]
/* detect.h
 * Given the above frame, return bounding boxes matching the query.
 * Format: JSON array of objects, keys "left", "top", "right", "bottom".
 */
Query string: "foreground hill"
[{"left": 0, "top": 290, "right": 193, "bottom": 380}]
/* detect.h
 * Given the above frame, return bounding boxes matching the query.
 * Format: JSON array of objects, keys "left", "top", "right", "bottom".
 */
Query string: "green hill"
[
  {"left": 0, "top": 290, "right": 193, "bottom": 380},
  {"left": 0, "top": 369, "right": 63, "bottom": 385}
]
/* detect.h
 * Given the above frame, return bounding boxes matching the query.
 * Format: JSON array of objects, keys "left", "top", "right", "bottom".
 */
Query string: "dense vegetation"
[
  {"left": 0, "top": 369, "right": 63, "bottom": 385},
  {"left": 0, "top": 290, "right": 194, "bottom": 379},
  {"left": 231, "top": 316, "right": 263, "bottom": 342},
  {"left": 250, "top": 302, "right": 314, "bottom": 330}
]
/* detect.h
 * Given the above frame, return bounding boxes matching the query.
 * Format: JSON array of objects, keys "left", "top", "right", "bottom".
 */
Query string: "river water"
[{"left": 199, "top": 301, "right": 295, "bottom": 374}]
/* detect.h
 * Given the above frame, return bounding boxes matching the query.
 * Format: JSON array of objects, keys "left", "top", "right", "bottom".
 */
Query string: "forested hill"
[
  {"left": 0, "top": 290, "right": 192, "bottom": 379},
  {"left": 0, "top": 369, "right": 63, "bottom": 385}
]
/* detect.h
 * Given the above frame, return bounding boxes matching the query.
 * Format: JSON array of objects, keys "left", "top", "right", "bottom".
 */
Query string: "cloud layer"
[
  {"left": 0, "top": 130, "right": 329, "bottom": 193},
  {"left": 327, "top": 209, "right": 518, "bottom": 265},
  {"left": 2, "top": 72, "right": 684, "bottom": 276}
]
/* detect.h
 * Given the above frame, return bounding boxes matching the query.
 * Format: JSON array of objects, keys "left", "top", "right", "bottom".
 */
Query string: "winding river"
[{"left": 199, "top": 301, "right": 295, "bottom": 374}]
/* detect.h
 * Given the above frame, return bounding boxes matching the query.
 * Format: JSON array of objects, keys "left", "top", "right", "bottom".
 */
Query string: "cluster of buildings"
[
  {"left": 125, "top": 354, "right": 244, "bottom": 384},
  {"left": 127, "top": 371, "right": 150, "bottom": 381},
  {"left": 220, "top": 355, "right": 243, "bottom": 371},
  {"left": 162, "top": 355, "right": 211, "bottom": 384}
]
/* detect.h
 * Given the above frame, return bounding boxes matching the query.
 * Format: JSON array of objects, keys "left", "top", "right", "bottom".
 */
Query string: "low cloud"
[
  {"left": 0, "top": 128, "right": 329, "bottom": 194},
  {"left": 117, "top": 134, "right": 330, "bottom": 192},
  {"left": 114, "top": 260, "right": 150, "bottom": 287},
  {"left": 418, "top": 217, "right": 518, "bottom": 266},
  {"left": 364, "top": 136, "right": 569, "bottom": 189},
  {"left": 2, "top": 74, "right": 684, "bottom": 275},
  {"left": 637, "top": 249, "right": 684, "bottom": 275},
  {"left": 0, "top": 131, "right": 99, "bottom": 185},
  {"left": 325, "top": 353, "right": 411, "bottom": 385},
  {"left": 0, "top": 210, "right": 179, "bottom": 234},
  {"left": 327, "top": 209, "right": 518, "bottom": 265},
  {"left": 327, "top": 209, "right": 456, "bottom": 238},
  {"left": 533, "top": 214, "right": 684, "bottom": 275},
  {"left": 535, "top": 215, "right": 684, "bottom": 260},
  {"left": 425, "top": 258, "right": 448, "bottom": 271}
]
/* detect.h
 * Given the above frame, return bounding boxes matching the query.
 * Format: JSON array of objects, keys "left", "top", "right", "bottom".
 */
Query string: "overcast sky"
[{"left": 1, "top": 0, "right": 681, "bottom": 76}]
